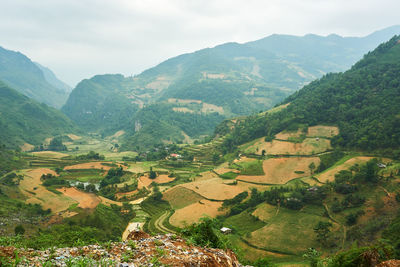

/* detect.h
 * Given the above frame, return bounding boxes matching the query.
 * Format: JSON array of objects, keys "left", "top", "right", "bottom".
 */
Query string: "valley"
[{"left": 1, "top": 28, "right": 400, "bottom": 267}]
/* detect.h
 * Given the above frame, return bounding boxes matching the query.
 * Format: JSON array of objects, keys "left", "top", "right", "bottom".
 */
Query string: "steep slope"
[
  {"left": 61, "top": 74, "right": 138, "bottom": 135},
  {"left": 219, "top": 36, "right": 400, "bottom": 153},
  {"left": 0, "top": 46, "right": 69, "bottom": 108},
  {"left": 34, "top": 62, "right": 72, "bottom": 93},
  {"left": 0, "top": 81, "right": 78, "bottom": 148}
]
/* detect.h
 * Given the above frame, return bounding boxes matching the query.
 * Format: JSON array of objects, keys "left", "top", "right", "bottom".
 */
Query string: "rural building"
[
  {"left": 220, "top": 227, "right": 232, "bottom": 234},
  {"left": 377, "top": 163, "right": 387, "bottom": 168},
  {"left": 170, "top": 153, "right": 182, "bottom": 158}
]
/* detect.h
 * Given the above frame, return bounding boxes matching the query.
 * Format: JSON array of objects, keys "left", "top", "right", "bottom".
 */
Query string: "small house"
[{"left": 220, "top": 227, "right": 232, "bottom": 234}]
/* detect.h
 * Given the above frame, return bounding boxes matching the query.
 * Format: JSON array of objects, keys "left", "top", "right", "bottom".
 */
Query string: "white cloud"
[{"left": 0, "top": 0, "right": 399, "bottom": 86}]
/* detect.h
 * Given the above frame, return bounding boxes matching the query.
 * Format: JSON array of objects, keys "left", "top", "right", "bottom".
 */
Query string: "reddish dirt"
[{"left": 57, "top": 187, "right": 101, "bottom": 209}]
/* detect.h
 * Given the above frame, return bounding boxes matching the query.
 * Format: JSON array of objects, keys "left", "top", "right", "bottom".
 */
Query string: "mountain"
[
  {"left": 62, "top": 26, "right": 400, "bottom": 147},
  {"left": 219, "top": 35, "right": 400, "bottom": 154},
  {"left": 0, "top": 46, "right": 70, "bottom": 108},
  {"left": 34, "top": 62, "right": 72, "bottom": 93},
  {"left": 0, "top": 81, "right": 78, "bottom": 148}
]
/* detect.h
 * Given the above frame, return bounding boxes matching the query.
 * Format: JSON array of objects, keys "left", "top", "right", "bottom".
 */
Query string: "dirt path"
[{"left": 154, "top": 211, "right": 177, "bottom": 234}]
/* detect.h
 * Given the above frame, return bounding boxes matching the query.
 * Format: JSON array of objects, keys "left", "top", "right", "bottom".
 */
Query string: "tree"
[
  {"left": 15, "top": 224, "right": 25, "bottom": 236},
  {"left": 149, "top": 167, "right": 157, "bottom": 179},
  {"left": 309, "top": 162, "right": 316, "bottom": 175},
  {"left": 261, "top": 149, "right": 266, "bottom": 157},
  {"left": 314, "top": 221, "right": 333, "bottom": 246}
]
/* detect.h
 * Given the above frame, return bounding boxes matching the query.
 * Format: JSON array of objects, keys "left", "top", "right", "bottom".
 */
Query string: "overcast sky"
[{"left": 0, "top": 0, "right": 399, "bottom": 86}]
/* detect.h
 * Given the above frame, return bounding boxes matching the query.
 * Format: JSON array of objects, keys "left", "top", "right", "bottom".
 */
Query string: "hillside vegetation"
[
  {"left": 219, "top": 36, "right": 400, "bottom": 155},
  {"left": 0, "top": 46, "right": 70, "bottom": 108},
  {"left": 0, "top": 81, "right": 78, "bottom": 148}
]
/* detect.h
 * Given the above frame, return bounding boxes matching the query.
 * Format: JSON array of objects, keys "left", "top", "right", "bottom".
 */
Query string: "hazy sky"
[{"left": 0, "top": 0, "right": 399, "bottom": 86}]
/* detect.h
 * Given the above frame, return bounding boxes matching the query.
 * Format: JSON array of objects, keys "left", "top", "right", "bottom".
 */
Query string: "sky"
[{"left": 0, "top": 0, "right": 399, "bottom": 87}]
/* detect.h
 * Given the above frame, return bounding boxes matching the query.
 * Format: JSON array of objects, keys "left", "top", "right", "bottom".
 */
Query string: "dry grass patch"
[
  {"left": 252, "top": 203, "right": 279, "bottom": 222},
  {"left": 64, "top": 162, "right": 123, "bottom": 171},
  {"left": 57, "top": 187, "right": 100, "bottom": 209},
  {"left": 169, "top": 200, "right": 224, "bottom": 227},
  {"left": 181, "top": 178, "right": 245, "bottom": 200},
  {"left": 275, "top": 129, "right": 303, "bottom": 140},
  {"left": 237, "top": 157, "right": 320, "bottom": 184},
  {"left": 20, "top": 169, "right": 76, "bottom": 213},
  {"left": 163, "top": 186, "right": 204, "bottom": 209},
  {"left": 99, "top": 196, "right": 122, "bottom": 206},
  {"left": 172, "top": 107, "right": 195, "bottom": 113},
  {"left": 201, "top": 103, "right": 224, "bottom": 114},
  {"left": 307, "top": 125, "right": 339, "bottom": 138},
  {"left": 244, "top": 138, "right": 331, "bottom": 155},
  {"left": 20, "top": 143, "right": 34, "bottom": 152},
  {"left": 67, "top": 134, "right": 81, "bottom": 140},
  {"left": 316, "top": 156, "right": 373, "bottom": 183},
  {"left": 32, "top": 151, "right": 69, "bottom": 159}
]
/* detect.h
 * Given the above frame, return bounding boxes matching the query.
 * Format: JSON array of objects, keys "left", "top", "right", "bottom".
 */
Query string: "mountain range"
[{"left": 62, "top": 25, "right": 400, "bottom": 149}]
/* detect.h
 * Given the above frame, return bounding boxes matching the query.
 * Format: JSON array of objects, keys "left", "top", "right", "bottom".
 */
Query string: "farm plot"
[
  {"left": 64, "top": 162, "right": 123, "bottom": 171},
  {"left": 163, "top": 186, "right": 204, "bottom": 209},
  {"left": 31, "top": 151, "right": 69, "bottom": 159},
  {"left": 20, "top": 169, "right": 76, "bottom": 213},
  {"left": 243, "top": 138, "right": 331, "bottom": 156},
  {"left": 275, "top": 129, "right": 304, "bottom": 140},
  {"left": 315, "top": 156, "right": 373, "bottom": 183},
  {"left": 237, "top": 157, "right": 320, "bottom": 184},
  {"left": 57, "top": 187, "right": 100, "bottom": 209},
  {"left": 180, "top": 177, "right": 245, "bottom": 200},
  {"left": 169, "top": 200, "right": 224, "bottom": 227},
  {"left": 307, "top": 125, "right": 339, "bottom": 138},
  {"left": 138, "top": 174, "right": 175, "bottom": 189}
]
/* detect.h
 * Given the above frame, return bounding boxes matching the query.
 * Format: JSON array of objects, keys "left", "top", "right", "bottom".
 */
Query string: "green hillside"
[
  {"left": 0, "top": 81, "right": 78, "bottom": 148},
  {"left": 0, "top": 46, "right": 70, "bottom": 108},
  {"left": 220, "top": 36, "right": 400, "bottom": 155},
  {"left": 62, "top": 27, "right": 400, "bottom": 148}
]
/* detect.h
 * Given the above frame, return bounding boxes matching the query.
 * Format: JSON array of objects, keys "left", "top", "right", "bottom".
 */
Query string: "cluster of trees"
[
  {"left": 76, "top": 151, "right": 105, "bottom": 160},
  {"left": 40, "top": 173, "right": 70, "bottom": 187}
]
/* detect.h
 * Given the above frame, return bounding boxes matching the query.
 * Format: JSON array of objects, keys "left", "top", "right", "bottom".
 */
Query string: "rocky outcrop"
[{"left": 0, "top": 231, "right": 246, "bottom": 267}]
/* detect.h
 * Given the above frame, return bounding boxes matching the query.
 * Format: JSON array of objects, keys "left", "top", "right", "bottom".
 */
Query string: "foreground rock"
[{"left": 0, "top": 231, "right": 245, "bottom": 267}]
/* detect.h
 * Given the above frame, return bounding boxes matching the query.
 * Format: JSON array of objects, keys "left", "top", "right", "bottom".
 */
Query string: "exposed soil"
[{"left": 57, "top": 187, "right": 100, "bottom": 209}]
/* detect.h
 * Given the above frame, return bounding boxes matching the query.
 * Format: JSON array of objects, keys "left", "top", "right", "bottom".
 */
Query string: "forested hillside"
[
  {"left": 0, "top": 81, "right": 78, "bottom": 148},
  {"left": 0, "top": 46, "right": 70, "bottom": 108},
  {"left": 219, "top": 36, "right": 400, "bottom": 155}
]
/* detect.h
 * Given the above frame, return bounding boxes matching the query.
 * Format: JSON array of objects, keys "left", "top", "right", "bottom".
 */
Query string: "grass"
[
  {"left": 163, "top": 186, "right": 203, "bottom": 210},
  {"left": 237, "top": 160, "right": 264, "bottom": 176},
  {"left": 60, "top": 169, "right": 104, "bottom": 182},
  {"left": 219, "top": 171, "right": 239, "bottom": 179},
  {"left": 224, "top": 211, "right": 266, "bottom": 236}
]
